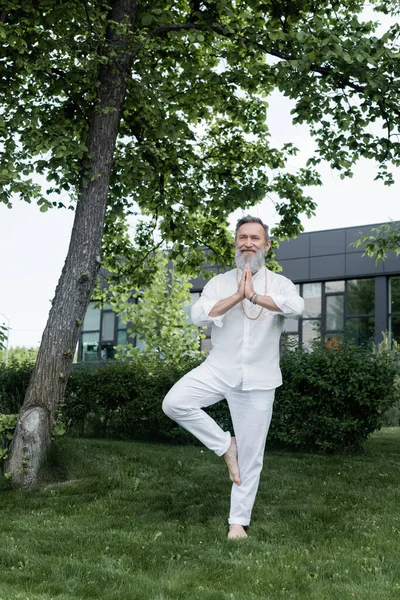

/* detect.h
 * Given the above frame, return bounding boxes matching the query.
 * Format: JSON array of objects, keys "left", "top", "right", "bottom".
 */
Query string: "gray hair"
[{"left": 235, "top": 215, "right": 270, "bottom": 243}]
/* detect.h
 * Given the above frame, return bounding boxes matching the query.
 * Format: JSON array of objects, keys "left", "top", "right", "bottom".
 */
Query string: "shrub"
[
  {"left": 62, "top": 355, "right": 205, "bottom": 441},
  {"left": 0, "top": 413, "right": 18, "bottom": 468},
  {"left": 270, "top": 344, "right": 400, "bottom": 451},
  {"left": 0, "top": 356, "right": 35, "bottom": 414},
  {"left": 1, "top": 345, "right": 398, "bottom": 452}
]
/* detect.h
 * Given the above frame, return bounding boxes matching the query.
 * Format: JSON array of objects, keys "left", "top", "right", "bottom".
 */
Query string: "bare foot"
[
  {"left": 227, "top": 524, "right": 248, "bottom": 540},
  {"left": 224, "top": 437, "right": 241, "bottom": 485}
]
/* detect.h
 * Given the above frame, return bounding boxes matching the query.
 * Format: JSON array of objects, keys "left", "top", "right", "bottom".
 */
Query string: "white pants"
[{"left": 162, "top": 363, "right": 275, "bottom": 526}]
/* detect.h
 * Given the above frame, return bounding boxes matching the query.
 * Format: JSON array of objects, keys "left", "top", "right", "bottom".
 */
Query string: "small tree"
[{"left": 112, "top": 252, "right": 205, "bottom": 366}]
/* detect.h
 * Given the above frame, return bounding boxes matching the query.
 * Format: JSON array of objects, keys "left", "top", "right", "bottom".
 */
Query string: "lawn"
[{"left": 0, "top": 429, "right": 399, "bottom": 600}]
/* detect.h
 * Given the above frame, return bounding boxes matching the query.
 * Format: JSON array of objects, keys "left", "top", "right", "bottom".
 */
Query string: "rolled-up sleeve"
[
  {"left": 191, "top": 277, "right": 225, "bottom": 328},
  {"left": 269, "top": 279, "right": 304, "bottom": 318}
]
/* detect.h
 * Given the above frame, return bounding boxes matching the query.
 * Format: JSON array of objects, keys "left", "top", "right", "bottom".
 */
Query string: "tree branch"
[{"left": 146, "top": 20, "right": 400, "bottom": 125}]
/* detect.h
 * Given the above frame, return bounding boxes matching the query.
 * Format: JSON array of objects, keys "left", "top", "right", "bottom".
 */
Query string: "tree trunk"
[{"left": 5, "top": 0, "right": 138, "bottom": 487}]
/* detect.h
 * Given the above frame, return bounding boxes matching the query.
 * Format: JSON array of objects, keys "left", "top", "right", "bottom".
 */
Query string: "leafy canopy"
[{"left": 1, "top": 1, "right": 400, "bottom": 282}]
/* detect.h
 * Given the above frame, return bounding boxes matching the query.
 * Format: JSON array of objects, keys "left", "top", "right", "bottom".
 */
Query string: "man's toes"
[{"left": 227, "top": 525, "right": 248, "bottom": 540}]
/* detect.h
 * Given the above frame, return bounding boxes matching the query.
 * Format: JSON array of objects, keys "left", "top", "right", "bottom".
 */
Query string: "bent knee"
[{"left": 162, "top": 392, "right": 181, "bottom": 419}]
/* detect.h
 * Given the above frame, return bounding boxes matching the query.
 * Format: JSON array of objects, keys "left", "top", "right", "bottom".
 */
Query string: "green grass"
[{"left": 0, "top": 429, "right": 399, "bottom": 600}]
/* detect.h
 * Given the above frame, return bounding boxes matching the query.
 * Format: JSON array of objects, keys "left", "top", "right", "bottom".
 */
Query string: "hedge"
[{"left": 1, "top": 345, "right": 399, "bottom": 452}]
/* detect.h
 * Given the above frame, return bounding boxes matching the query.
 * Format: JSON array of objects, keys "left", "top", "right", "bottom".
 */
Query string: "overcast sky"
[{"left": 1, "top": 8, "right": 399, "bottom": 349}]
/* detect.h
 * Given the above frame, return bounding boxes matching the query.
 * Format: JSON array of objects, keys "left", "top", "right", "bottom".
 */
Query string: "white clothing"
[
  {"left": 162, "top": 266, "right": 302, "bottom": 526},
  {"left": 191, "top": 267, "right": 304, "bottom": 390},
  {"left": 162, "top": 363, "right": 275, "bottom": 526}
]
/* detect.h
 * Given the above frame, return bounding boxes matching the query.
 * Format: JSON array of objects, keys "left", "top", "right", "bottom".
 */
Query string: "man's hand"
[
  {"left": 244, "top": 265, "right": 255, "bottom": 300},
  {"left": 208, "top": 264, "right": 250, "bottom": 318},
  {"left": 235, "top": 266, "right": 247, "bottom": 301}
]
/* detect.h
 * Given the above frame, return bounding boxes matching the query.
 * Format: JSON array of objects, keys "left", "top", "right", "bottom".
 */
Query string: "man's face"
[{"left": 236, "top": 223, "right": 270, "bottom": 255}]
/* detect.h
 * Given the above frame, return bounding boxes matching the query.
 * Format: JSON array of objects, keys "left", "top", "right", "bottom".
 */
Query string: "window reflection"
[
  {"left": 345, "top": 317, "right": 375, "bottom": 346},
  {"left": 302, "top": 319, "right": 321, "bottom": 351},
  {"left": 281, "top": 333, "right": 299, "bottom": 352},
  {"left": 101, "top": 312, "right": 115, "bottom": 341},
  {"left": 283, "top": 318, "right": 300, "bottom": 333},
  {"left": 347, "top": 279, "right": 375, "bottom": 315},
  {"left": 302, "top": 283, "right": 321, "bottom": 318},
  {"left": 82, "top": 302, "right": 101, "bottom": 331},
  {"left": 390, "top": 277, "right": 400, "bottom": 313},
  {"left": 82, "top": 332, "right": 99, "bottom": 362},
  {"left": 326, "top": 295, "right": 344, "bottom": 330},
  {"left": 390, "top": 315, "right": 400, "bottom": 345},
  {"left": 325, "top": 280, "right": 345, "bottom": 293},
  {"left": 101, "top": 342, "right": 115, "bottom": 360}
]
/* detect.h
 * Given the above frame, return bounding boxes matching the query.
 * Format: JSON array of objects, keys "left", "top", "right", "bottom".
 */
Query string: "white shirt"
[{"left": 191, "top": 267, "right": 304, "bottom": 390}]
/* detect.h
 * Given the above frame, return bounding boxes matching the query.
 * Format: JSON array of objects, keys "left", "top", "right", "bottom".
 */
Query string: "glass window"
[
  {"left": 326, "top": 280, "right": 345, "bottom": 293},
  {"left": 345, "top": 317, "right": 375, "bottom": 345},
  {"left": 325, "top": 334, "right": 344, "bottom": 350},
  {"left": 117, "top": 330, "right": 127, "bottom": 347},
  {"left": 283, "top": 318, "right": 299, "bottom": 333},
  {"left": 347, "top": 279, "right": 375, "bottom": 315},
  {"left": 101, "top": 312, "right": 115, "bottom": 341},
  {"left": 281, "top": 333, "right": 299, "bottom": 352},
  {"left": 389, "top": 277, "right": 400, "bottom": 313},
  {"left": 302, "top": 319, "right": 321, "bottom": 351},
  {"left": 326, "top": 295, "right": 344, "bottom": 330},
  {"left": 101, "top": 342, "right": 115, "bottom": 360},
  {"left": 82, "top": 332, "right": 99, "bottom": 362},
  {"left": 390, "top": 315, "right": 400, "bottom": 345},
  {"left": 117, "top": 313, "right": 128, "bottom": 330},
  {"left": 82, "top": 302, "right": 101, "bottom": 331},
  {"left": 302, "top": 283, "right": 321, "bottom": 318}
]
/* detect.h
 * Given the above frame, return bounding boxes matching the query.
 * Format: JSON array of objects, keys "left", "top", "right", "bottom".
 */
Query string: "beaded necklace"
[{"left": 236, "top": 267, "right": 267, "bottom": 321}]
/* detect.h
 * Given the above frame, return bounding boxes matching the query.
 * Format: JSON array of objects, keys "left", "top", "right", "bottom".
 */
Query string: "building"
[{"left": 77, "top": 222, "right": 400, "bottom": 361}]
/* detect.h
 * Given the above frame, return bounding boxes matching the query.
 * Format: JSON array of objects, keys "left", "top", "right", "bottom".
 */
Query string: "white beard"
[{"left": 235, "top": 247, "right": 266, "bottom": 273}]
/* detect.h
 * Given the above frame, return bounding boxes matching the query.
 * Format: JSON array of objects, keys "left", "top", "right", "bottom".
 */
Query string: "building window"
[
  {"left": 283, "top": 278, "right": 375, "bottom": 350},
  {"left": 389, "top": 277, "right": 400, "bottom": 345},
  {"left": 345, "top": 279, "right": 375, "bottom": 345},
  {"left": 282, "top": 284, "right": 301, "bottom": 351},
  {"left": 79, "top": 301, "right": 128, "bottom": 362}
]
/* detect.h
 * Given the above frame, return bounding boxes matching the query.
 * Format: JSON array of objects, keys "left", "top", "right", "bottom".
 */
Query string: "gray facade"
[{"left": 272, "top": 223, "right": 400, "bottom": 348}]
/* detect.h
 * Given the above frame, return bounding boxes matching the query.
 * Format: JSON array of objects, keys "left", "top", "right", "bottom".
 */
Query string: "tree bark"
[{"left": 5, "top": 0, "right": 138, "bottom": 487}]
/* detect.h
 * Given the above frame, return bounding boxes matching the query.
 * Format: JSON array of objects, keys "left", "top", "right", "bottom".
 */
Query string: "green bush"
[
  {"left": 0, "top": 356, "right": 35, "bottom": 414},
  {"left": 270, "top": 344, "right": 400, "bottom": 451},
  {"left": 1, "top": 346, "right": 398, "bottom": 452},
  {"left": 0, "top": 413, "right": 18, "bottom": 475},
  {"left": 62, "top": 355, "right": 205, "bottom": 441}
]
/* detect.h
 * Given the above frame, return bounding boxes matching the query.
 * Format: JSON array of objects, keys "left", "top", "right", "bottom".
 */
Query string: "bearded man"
[{"left": 162, "top": 215, "right": 304, "bottom": 539}]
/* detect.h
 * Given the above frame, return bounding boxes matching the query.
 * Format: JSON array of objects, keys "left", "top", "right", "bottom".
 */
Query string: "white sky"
[{"left": 1, "top": 7, "right": 399, "bottom": 348}]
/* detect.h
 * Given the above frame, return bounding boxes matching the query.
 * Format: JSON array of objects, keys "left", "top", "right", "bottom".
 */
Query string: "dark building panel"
[
  {"left": 345, "top": 226, "right": 371, "bottom": 254},
  {"left": 310, "top": 254, "right": 346, "bottom": 279},
  {"left": 279, "top": 258, "right": 310, "bottom": 282},
  {"left": 190, "top": 275, "right": 210, "bottom": 291},
  {"left": 310, "top": 229, "right": 346, "bottom": 256},
  {"left": 383, "top": 251, "right": 400, "bottom": 274},
  {"left": 345, "top": 253, "right": 383, "bottom": 277},
  {"left": 274, "top": 234, "right": 310, "bottom": 260}
]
